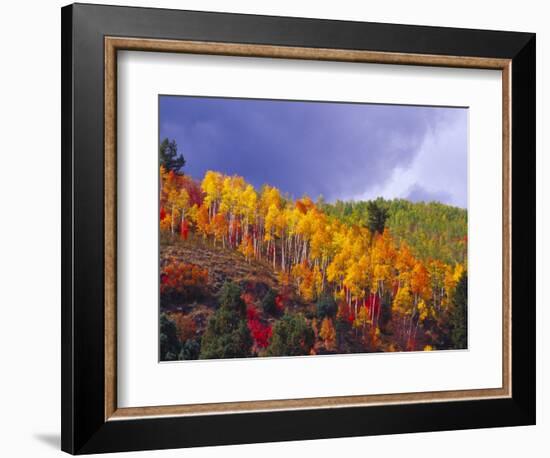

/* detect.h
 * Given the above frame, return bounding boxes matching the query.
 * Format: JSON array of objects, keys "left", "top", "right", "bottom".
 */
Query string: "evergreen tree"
[
  {"left": 367, "top": 201, "right": 389, "bottom": 235},
  {"left": 199, "top": 281, "right": 252, "bottom": 359},
  {"left": 180, "top": 339, "right": 201, "bottom": 360},
  {"left": 316, "top": 293, "right": 337, "bottom": 319},
  {"left": 199, "top": 306, "right": 252, "bottom": 359},
  {"left": 160, "top": 138, "right": 186, "bottom": 172},
  {"left": 335, "top": 317, "right": 351, "bottom": 351},
  {"left": 160, "top": 313, "right": 181, "bottom": 361},
  {"left": 218, "top": 280, "right": 246, "bottom": 316},
  {"left": 261, "top": 288, "right": 278, "bottom": 315},
  {"left": 450, "top": 272, "right": 468, "bottom": 349},
  {"left": 267, "top": 313, "right": 314, "bottom": 356}
]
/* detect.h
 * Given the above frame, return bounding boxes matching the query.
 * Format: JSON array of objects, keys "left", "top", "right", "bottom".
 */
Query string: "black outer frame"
[{"left": 61, "top": 3, "right": 536, "bottom": 455}]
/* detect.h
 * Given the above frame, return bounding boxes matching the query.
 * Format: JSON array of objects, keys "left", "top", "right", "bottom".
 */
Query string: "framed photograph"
[{"left": 61, "top": 3, "right": 536, "bottom": 454}]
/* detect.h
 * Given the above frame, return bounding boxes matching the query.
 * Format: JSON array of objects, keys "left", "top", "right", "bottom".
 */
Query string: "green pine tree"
[
  {"left": 266, "top": 313, "right": 314, "bottom": 357},
  {"left": 367, "top": 201, "right": 389, "bottom": 235},
  {"left": 199, "top": 281, "right": 252, "bottom": 359},
  {"left": 160, "top": 313, "right": 181, "bottom": 361},
  {"left": 160, "top": 138, "right": 186, "bottom": 172},
  {"left": 450, "top": 272, "right": 468, "bottom": 349}
]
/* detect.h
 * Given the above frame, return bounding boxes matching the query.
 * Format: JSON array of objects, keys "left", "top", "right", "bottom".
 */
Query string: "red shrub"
[
  {"left": 248, "top": 318, "right": 272, "bottom": 349},
  {"left": 246, "top": 304, "right": 272, "bottom": 349},
  {"left": 160, "top": 261, "right": 208, "bottom": 302},
  {"left": 246, "top": 305, "right": 260, "bottom": 321}
]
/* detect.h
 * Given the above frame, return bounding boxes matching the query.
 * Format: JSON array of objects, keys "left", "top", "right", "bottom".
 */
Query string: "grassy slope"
[{"left": 161, "top": 235, "right": 279, "bottom": 297}]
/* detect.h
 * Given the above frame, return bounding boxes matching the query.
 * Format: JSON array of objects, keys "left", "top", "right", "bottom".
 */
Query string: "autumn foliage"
[
  {"left": 246, "top": 306, "right": 273, "bottom": 349},
  {"left": 160, "top": 261, "right": 208, "bottom": 302},
  {"left": 159, "top": 164, "right": 468, "bottom": 360}
]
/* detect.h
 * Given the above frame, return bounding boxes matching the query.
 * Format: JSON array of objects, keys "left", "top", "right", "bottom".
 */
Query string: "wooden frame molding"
[{"left": 104, "top": 36, "right": 512, "bottom": 421}]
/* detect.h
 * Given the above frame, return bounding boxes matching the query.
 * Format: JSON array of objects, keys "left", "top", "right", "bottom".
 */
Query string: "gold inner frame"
[{"left": 104, "top": 37, "right": 512, "bottom": 421}]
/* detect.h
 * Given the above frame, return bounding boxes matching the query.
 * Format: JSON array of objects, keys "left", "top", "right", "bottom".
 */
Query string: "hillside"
[
  {"left": 161, "top": 236, "right": 279, "bottom": 300},
  {"left": 159, "top": 167, "right": 468, "bottom": 361}
]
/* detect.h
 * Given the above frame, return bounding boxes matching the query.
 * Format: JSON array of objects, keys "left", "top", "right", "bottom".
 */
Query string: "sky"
[{"left": 159, "top": 95, "right": 468, "bottom": 208}]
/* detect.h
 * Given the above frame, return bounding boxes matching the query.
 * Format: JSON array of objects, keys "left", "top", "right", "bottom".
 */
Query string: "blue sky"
[{"left": 159, "top": 95, "right": 468, "bottom": 208}]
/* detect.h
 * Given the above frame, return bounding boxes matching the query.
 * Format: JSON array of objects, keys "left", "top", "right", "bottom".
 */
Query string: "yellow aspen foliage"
[
  {"left": 201, "top": 171, "right": 223, "bottom": 213},
  {"left": 186, "top": 204, "right": 199, "bottom": 226},
  {"left": 310, "top": 212, "right": 332, "bottom": 262},
  {"left": 238, "top": 235, "right": 255, "bottom": 261},
  {"left": 195, "top": 204, "right": 210, "bottom": 238},
  {"left": 174, "top": 188, "right": 190, "bottom": 218},
  {"left": 393, "top": 285, "right": 413, "bottom": 316},
  {"left": 211, "top": 213, "right": 228, "bottom": 246},
  {"left": 396, "top": 241, "right": 415, "bottom": 281},
  {"left": 291, "top": 262, "right": 316, "bottom": 302},
  {"left": 327, "top": 249, "right": 348, "bottom": 285},
  {"left": 241, "top": 184, "right": 258, "bottom": 225},
  {"left": 312, "top": 264, "right": 324, "bottom": 298},
  {"left": 410, "top": 261, "right": 429, "bottom": 299},
  {"left": 259, "top": 185, "right": 281, "bottom": 215},
  {"left": 264, "top": 204, "right": 280, "bottom": 242},
  {"left": 417, "top": 299, "right": 433, "bottom": 322},
  {"left": 443, "top": 263, "right": 464, "bottom": 307},
  {"left": 160, "top": 212, "right": 172, "bottom": 232},
  {"left": 220, "top": 175, "right": 246, "bottom": 215},
  {"left": 353, "top": 305, "right": 370, "bottom": 335},
  {"left": 452, "top": 263, "right": 465, "bottom": 283}
]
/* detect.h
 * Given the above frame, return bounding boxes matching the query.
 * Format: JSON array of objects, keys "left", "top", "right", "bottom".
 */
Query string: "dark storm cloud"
[{"left": 159, "top": 96, "right": 467, "bottom": 207}]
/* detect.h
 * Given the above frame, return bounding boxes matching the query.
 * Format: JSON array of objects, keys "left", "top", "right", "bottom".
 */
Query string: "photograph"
[{"left": 158, "top": 95, "right": 469, "bottom": 361}]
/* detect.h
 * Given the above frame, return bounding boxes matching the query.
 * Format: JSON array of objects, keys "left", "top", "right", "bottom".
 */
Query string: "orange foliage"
[
  {"left": 170, "top": 313, "right": 197, "bottom": 342},
  {"left": 161, "top": 261, "right": 208, "bottom": 301}
]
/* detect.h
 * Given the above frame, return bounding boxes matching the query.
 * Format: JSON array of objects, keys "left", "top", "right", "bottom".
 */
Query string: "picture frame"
[{"left": 61, "top": 3, "right": 535, "bottom": 454}]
